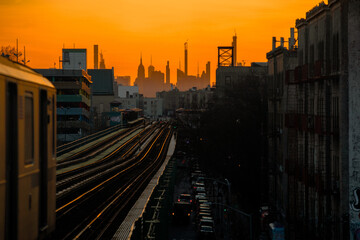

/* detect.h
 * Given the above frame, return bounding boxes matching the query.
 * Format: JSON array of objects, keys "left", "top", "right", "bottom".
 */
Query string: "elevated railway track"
[{"left": 54, "top": 121, "right": 173, "bottom": 239}]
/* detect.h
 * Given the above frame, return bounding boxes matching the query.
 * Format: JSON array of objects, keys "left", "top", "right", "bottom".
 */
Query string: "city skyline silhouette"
[{"left": 0, "top": 0, "right": 325, "bottom": 85}]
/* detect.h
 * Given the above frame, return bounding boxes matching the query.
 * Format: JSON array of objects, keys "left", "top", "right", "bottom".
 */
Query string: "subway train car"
[{"left": 0, "top": 56, "right": 56, "bottom": 239}]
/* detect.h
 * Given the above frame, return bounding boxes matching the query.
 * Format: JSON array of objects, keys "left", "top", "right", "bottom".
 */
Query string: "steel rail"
[
  {"left": 54, "top": 126, "right": 171, "bottom": 240},
  {"left": 56, "top": 126, "right": 167, "bottom": 215}
]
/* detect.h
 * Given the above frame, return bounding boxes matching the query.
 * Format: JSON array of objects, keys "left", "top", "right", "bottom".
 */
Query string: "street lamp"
[
  {"left": 224, "top": 178, "right": 231, "bottom": 203},
  {"left": 211, "top": 202, "right": 253, "bottom": 240}
]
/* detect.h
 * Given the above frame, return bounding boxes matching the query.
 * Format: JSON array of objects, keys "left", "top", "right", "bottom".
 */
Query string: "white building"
[
  {"left": 62, "top": 49, "right": 87, "bottom": 70},
  {"left": 117, "top": 85, "right": 139, "bottom": 98},
  {"left": 143, "top": 98, "right": 163, "bottom": 119},
  {"left": 113, "top": 92, "right": 143, "bottom": 110}
]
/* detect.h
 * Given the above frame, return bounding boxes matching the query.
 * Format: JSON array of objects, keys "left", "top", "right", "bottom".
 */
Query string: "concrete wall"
[
  {"left": 266, "top": 47, "right": 297, "bottom": 228},
  {"left": 347, "top": 0, "right": 360, "bottom": 237},
  {"left": 62, "top": 49, "right": 87, "bottom": 70},
  {"left": 143, "top": 98, "right": 163, "bottom": 118},
  {"left": 92, "top": 95, "right": 114, "bottom": 115},
  {"left": 118, "top": 85, "right": 139, "bottom": 98},
  {"left": 216, "top": 65, "right": 267, "bottom": 98},
  {"left": 88, "top": 69, "right": 114, "bottom": 95},
  {"left": 113, "top": 97, "right": 140, "bottom": 110}
]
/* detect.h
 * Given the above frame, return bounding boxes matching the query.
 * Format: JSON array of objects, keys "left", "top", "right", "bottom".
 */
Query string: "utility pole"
[
  {"left": 22, "top": 46, "right": 30, "bottom": 65},
  {"left": 16, "top": 38, "right": 18, "bottom": 62}
]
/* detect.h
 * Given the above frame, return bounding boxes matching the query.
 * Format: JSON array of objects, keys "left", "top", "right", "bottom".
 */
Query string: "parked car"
[
  {"left": 198, "top": 205, "right": 211, "bottom": 213},
  {"left": 199, "top": 225, "right": 215, "bottom": 239},
  {"left": 177, "top": 193, "right": 192, "bottom": 204},
  {"left": 199, "top": 218, "right": 215, "bottom": 230},
  {"left": 196, "top": 212, "right": 212, "bottom": 224},
  {"left": 195, "top": 186, "right": 206, "bottom": 194},
  {"left": 194, "top": 194, "right": 207, "bottom": 205},
  {"left": 193, "top": 182, "right": 205, "bottom": 189},
  {"left": 196, "top": 199, "right": 211, "bottom": 207},
  {"left": 172, "top": 202, "right": 192, "bottom": 224}
]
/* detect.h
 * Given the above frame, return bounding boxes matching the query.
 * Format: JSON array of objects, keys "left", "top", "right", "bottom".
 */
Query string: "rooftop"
[{"left": 35, "top": 68, "right": 92, "bottom": 83}]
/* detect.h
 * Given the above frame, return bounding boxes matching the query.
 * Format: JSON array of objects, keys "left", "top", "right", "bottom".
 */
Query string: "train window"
[
  {"left": 25, "top": 91, "right": 34, "bottom": 165},
  {"left": 6, "top": 82, "right": 18, "bottom": 239},
  {"left": 53, "top": 95, "right": 56, "bottom": 156}
]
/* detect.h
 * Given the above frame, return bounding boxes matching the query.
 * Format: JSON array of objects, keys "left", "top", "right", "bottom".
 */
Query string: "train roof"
[{"left": 0, "top": 56, "right": 55, "bottom": 89}]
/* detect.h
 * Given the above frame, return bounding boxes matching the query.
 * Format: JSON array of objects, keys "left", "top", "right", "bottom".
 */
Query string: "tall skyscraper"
[
  {"left": 232, "top": 34, "right": 237, "bottom": 66},
  {"left": 184, "top": 42, "right": 188, "bottom": 76},
  {"left": 137, "top": 55, "right": 145, "bottom": 80},
  {"left": 148, "top": 64, "right": 155, "bottom": 79},
  {"left": 166, "top": 61, "right": 170, "bottom": 84},
  {"left": 176, "top": 42, "right": 210, "bottom": 90},
  {"left": 99, "top": 52, "right": 105, "bottom": 69},
  {"left": 134, "top": 55, "right": 146, "bottom": 96},
  {"left": 206, "top": 61, "right": 210, "bottom": 83},
  {"left": 94, "top": 45, "right": 98, "bottom": 69}
]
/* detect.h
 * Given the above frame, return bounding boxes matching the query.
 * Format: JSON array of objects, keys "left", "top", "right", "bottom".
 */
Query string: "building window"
[
  {"left": 333, "top": 33, "right": 340, "bottom": 72},
  {"left": 317, "top": 97, "right": 324, "bottom": 116},
  {"left": 99, "top": 103, "right": 104, "bottom": 113},
  {"left": 309, "top": 98, "right": 314, "bottom": 115},
  {"left": 225, "top": 76, "right": 231, "bottom": 86},
  {"left": 298, "top": 144, "right": 304, "bottom": 166},
  {"left": 25, "top": 92, "right": 34, "bottom": 165},
  {"left": 309, "top": 147, "right": 315, "bottom": 175},
  {"left": 52, "top": 95, "right": 56, "bottom": 156},
  {"left": 310, "top": 44, "right": 314, "bottom": 64},
  {"left": 64, "top": 52, "right": 69, "bottom": 62},
  {"left": 318, "top": 41, "right": 324, "bottom": 61},
  {"left": 298, "top": 50, "right": 303, "bottom": 66},
  {"left": 333, "top": 154, "right": 340, "bottom": 180},
  {"left": 310, "top": 44, "right": 315, "bottom": 77},
  {"left": 297, "top": 99, "right": 304, "bottom": 114},
  {"left": 333, "top": 96, "right": 339, "bottom": 130}
]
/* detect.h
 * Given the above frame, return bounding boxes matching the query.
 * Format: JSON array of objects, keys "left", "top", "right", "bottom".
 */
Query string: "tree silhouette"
[{"left": 1, "top": 45, "right": 22, "bottom": 62}]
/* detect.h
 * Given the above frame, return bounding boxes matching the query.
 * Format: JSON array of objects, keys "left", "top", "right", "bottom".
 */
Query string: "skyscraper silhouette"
[
  {"left": 232, "top": 34, "right": 237, "bottom": 66},
  {"left": 166, "top": 61, "right": 170, "bottom": 84},
  {"left": 137, "top": 54, "right": 145, "bottom": 80},
  {"left": 184, "top": 42, "right": 188, "bottom": 76},
  {"left": 94, "top": 45, "right": 98, "bottom": 69}
]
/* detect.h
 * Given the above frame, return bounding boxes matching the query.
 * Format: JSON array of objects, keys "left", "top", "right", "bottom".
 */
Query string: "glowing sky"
[{"left": 0, "top": 0, "right": 324, "bottom": 85}]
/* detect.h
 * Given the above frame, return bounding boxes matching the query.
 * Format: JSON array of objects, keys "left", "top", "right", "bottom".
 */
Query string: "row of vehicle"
[{"left": 190, "top": 169, "right": 215, "bottom": 239}]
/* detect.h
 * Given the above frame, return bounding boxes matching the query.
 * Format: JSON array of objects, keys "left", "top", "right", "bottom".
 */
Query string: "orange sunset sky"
[{"left": 0, "top": 0, "right": 325, "bottom": 85}]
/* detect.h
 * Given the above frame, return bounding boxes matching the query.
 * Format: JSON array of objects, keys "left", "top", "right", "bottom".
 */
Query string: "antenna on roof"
[
  {"left": 197, "top": 62, "right": 199, "bottom": 77},
  {"left": 16, "top": 38, "right": 18, "bottom": 62}
]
